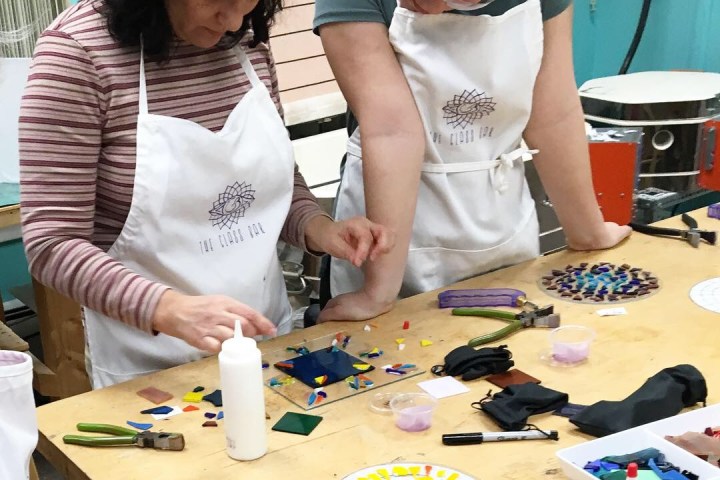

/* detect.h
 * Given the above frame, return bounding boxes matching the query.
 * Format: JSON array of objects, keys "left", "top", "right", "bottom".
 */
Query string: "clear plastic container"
[
  {"left": 543, "top": 325, "right": 596, "bottom": 367},
  {"left": 389, "top": 393, "right": 438, "bottom": 432}
]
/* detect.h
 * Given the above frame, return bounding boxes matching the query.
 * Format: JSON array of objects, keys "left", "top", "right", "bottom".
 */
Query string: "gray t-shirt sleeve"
[{"left": 313, "top": 0, "right": 572, "bottom": 31}]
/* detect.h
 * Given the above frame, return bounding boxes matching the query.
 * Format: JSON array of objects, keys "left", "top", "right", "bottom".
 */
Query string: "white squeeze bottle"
[{"left": 219, "top": 319, "right": 268, "bottom": 460}]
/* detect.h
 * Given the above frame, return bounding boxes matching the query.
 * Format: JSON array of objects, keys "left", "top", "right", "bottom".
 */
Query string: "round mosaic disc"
[
  {"left": 538, "top": 262, "right": 660, "bottom": 304},
  {"left": 690, "top": 277, "right": 720, "bottom": 314},
  {"left": 343, "top": 463, "right": 475, "bottom": 480}
]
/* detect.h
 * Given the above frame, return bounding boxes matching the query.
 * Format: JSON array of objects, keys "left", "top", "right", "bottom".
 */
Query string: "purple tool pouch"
[{"left": 438, "top": 288, "right": 525, "bottom": 308}]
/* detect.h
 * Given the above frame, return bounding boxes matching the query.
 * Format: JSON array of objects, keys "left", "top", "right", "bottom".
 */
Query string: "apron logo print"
[
  {"left": 442, "top": 89, "right": 496, "bottom": 129},
  {"left": 209, "top": 181, "right": 256, "bottom": 229}
]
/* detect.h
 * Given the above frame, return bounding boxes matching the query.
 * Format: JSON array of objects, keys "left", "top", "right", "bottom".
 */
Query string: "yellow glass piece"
[
  {"left": 437, "top": 470, "right": 446, "bottom": 477},
  {"left": 395, "top": 338, "right": 405, "bottom": 345},
  {"left": 368, "top": 474, "right": 381, "bottom": 480},
  {"left": 392, "top": 466, "right": 410, "bottom": 476},
  {"left": 420, "top": 339, "right": 433, "bottom": 347},
  {"left": 447, "top": 474, "right": 460, "bottom": 480},
  {"left": 182, "top": 392, "right": 203, "bottom": 403},
  {"left": 353, "top": 363, "right": 372, "bottom": 371},
  {"left": 409, "top": 466, "right": 421, "bottom": 475},
  {"left": 369, "top": 347, "right": 380, "bottom": 354},
  {"left": 377, "top": 468, "right": 391, "bottom": 480}
]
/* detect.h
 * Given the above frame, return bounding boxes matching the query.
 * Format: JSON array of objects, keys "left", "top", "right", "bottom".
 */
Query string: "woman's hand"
[
  {"left": 665, "top": 432, "right": 720, "bottom": 456},
  {"left": 304, "top": 215, "right": 395, "bottom": 267},
  {"left": 566, "top": 222, "right": 632, "bottom": 251},
  {"left": 317, "top": 289, "right": 395, "bottom": 323},
  {"left": 152, "top": 290, "right": 277, "bottom": 353}
]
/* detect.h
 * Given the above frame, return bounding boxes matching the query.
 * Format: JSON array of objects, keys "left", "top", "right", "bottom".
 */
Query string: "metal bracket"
[{"left": 704, "top": 126, "right": 716, "bottom": 171}]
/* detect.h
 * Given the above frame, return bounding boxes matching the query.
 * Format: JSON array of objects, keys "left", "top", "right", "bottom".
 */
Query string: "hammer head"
[{"left": 135, "top": 432, "right": 185, "bottom": 451}]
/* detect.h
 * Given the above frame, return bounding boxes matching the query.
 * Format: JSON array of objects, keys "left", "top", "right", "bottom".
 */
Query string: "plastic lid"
[
  {"left": 221, "top": 320, "right": 257, "bottom": 357},
  {"left": 369, "top": 392, "right": 401, "bottom": 415}
]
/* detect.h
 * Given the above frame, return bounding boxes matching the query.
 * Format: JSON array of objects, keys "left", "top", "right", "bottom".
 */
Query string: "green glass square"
[{"left": 271, "top": 412, "right": 323, "bottom": 436}]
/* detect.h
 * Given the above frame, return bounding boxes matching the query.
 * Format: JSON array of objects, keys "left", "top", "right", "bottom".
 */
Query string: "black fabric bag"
[
  {"left": 431, "top": 344, "right": 513, "bottom": 381},
  {"left": 570, "top": 364, "right": 708, "bottom": 437},
  {"left": 474, "top": 382, "right": 569, "bottom": 431}
]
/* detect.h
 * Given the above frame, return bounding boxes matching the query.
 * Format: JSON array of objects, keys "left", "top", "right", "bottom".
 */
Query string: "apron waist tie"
[
  {"left": 492, "top": 147, "right": 538, "bottom": 193},
  {"left": 421, "top": 147, "right": 538, "bottom": 193}
]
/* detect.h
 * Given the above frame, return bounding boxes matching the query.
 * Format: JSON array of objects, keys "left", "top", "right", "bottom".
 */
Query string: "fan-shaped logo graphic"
[
  {"left": 442, "top": 89, "right": 496, "bottom": 129},
  {"left": 209, "top": 181, "right": 255, "bottom": 230}
]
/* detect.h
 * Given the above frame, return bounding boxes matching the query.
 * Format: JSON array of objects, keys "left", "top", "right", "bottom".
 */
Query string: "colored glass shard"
[
  {"left": 421, "top": 339, "right": 433, "bottom": 347},
  {"left": 271, "top": 412, "right": 323, "bottom": 436},
  {"left": 182, "top": 405, "right": 199, "bottom": 412},
  {"left": 202, "top": 389, "right": 223, "bottom": 407},
  {"left": 192, "top": 386, "right": 205, "bottom": 393},
  {"left": 403, "top": 321, "right": 410, "bottom": 330},
  {"left": 202, "top": 421, "right": 218, "bottom": 427},
  {"left": 274, "top": 348, "right": 375, "bottom": 389},
  {"left": 353, "top": 363, "right": 372, "bottom": 371},
  {"left": 136, "top": 387, "right": 173, "bottom": 405},
  {"left": 182, "top": 392, "right": 204, "bottom": 403},
  {"left": 204, "top": 412, "right": 216, "bottom": 419},
  {"left": 140, "top": 406, "right": 173, "bottom": 415},
  {"left": 217, "top": 411, "right": 224, "bottom": 420},
  {"left": 126, "top": 421, "right": 153, "bottom": 431}
]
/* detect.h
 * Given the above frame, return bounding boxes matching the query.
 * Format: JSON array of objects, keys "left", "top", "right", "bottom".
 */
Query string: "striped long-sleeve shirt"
[{"left": 19, "top": 0, "right": 326, "bottom": 334}]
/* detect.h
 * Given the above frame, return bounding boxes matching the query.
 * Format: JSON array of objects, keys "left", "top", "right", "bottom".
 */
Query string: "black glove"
[
  {"left": 431, "top": 344, "right": 513, "bottom": 381},
  {"left": 474, "top": 382, "right": 569, "bottom": 431},
  {"left": 570, "top": 364, "right": 707, "bottom": 437}
]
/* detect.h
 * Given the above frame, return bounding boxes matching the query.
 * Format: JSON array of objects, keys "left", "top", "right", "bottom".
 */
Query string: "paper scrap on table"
[
  {"left": 417, "top": 376, "right": 470, "bottom": 399},
  {"left": 151, "top": 406, "right": 183, "bottom": 420},
  {"left": 596, "top": 307, "right": 628, "bottom": 317}
]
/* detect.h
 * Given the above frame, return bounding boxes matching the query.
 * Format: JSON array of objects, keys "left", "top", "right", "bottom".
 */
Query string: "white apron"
[
  {"left": 0, "top": 351, "right": 37, "bottom": 480},
  {"left": 331, "top": 0, "right": 543, "bottom": 298},
  {"left": 84, "top": 45, "right": 294, "bottom": 388}
]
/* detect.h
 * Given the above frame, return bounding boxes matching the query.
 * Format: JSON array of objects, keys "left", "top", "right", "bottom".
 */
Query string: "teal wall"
[
  {"left": 573, "top": 0, "right": 720, "bottom": 86},
  {"left": 0, "top": 239, "right": 30, "bottom": 303}
]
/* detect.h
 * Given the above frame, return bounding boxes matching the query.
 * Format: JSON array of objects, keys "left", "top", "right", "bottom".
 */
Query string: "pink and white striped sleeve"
[{"left": 19, "top": 31, "right": 168, "bottom": 334}]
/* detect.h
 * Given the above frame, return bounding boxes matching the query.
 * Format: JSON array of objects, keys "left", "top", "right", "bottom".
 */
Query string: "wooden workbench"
[{"left": 36, "top": 210, "right": 720, "bottom": 480}]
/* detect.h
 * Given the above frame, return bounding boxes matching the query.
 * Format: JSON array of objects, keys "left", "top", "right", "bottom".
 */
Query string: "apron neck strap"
[
  {"left": 137, "top": 40, "right": 263, "bottom": 115},
  {"left": 138, "top": 39, "right": 149, "bottom": 115},
  {"left": 235, "top": 46, "right": 262, "bottom": 88}
]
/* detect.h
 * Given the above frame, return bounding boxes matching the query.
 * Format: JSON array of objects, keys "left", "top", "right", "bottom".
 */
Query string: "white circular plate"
[
  {"left": 690, "top": 277, "right": 720, "bottom": 314},
  {"left": 343, "top": 462, "right": 476, "bottom": 480}
]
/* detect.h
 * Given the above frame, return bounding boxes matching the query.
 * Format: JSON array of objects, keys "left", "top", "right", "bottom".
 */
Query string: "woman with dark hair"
[{"left": 19, "top": 0, "right": 392, "bottom": 388}]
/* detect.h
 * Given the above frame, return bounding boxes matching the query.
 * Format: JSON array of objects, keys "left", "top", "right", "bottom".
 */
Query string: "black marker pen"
[{"left": 442, "top": 430, "right": 559, "bottom": 446}]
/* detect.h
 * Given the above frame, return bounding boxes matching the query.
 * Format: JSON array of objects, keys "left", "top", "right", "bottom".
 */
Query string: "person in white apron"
[
  {"left": 317, "top": 0, "right": 631, "bottom": 321},
  {"left": 19, "top": 1, "right": 392, "bottom": 389},
  {"left": 82, "top": 45, "right": 298, "bottom": 388},
  {"left": 83, "top": 45, "right": 392, "bottom": 388}
]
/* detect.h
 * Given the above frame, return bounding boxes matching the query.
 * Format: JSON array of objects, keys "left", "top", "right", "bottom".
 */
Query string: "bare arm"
[
  {"left": 318, "top": 22, "right": 425, "bottom": 319},
  {"left": 524, "top": 5, "right": 631, "bottom": 250}
]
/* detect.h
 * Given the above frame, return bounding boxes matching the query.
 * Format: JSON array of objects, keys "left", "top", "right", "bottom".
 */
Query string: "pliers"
[
  {"left": 630, "top": 213, "right": 717, "bottom": 248},
  {"left": 63, "top": 423, "right": 185, "bottom": 451},
  {"left": 438, "top": 288, "right": 561, "bottom": 347}
]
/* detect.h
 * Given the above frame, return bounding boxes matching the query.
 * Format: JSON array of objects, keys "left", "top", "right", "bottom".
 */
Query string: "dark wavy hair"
[{"left": 99, "top": 0, "right": 283, "bottom": 60}]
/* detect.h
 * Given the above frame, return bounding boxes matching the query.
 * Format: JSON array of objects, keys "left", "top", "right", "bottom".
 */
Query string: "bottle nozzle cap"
[
  {"left": 235, "top": 319, "right": 243, "bottom": 339},
  {"left": 627, "top": 462, "right": 638, "bottom": 478}
]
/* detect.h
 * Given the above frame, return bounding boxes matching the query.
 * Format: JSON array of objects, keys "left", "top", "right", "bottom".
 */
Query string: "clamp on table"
[
  {"left": 630, "top": 213, "right": 717, "bottom": 248},
  {"left": 439, "top": 288, "right": 561, "bottom": 347},
  {"left": 63, "top": 423, "right": 185, "bottom": 451}
]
